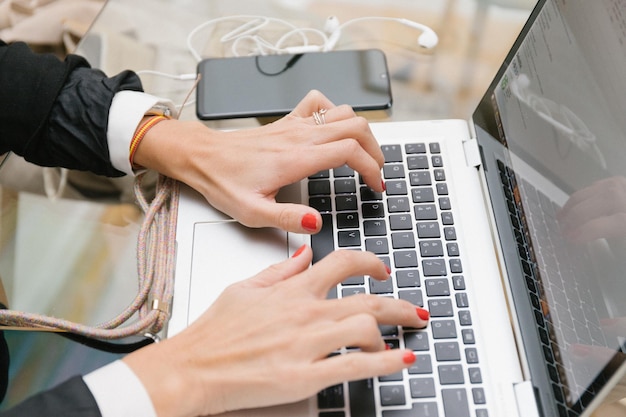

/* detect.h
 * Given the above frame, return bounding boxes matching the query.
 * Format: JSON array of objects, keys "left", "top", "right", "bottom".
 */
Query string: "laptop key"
[
  {"left": 338, "top": 230, "right": 361, "bottom": 247},
  {"left": 442, "top": 388, "right": 470, "bottom": 417},
  {"left": 414, "top": 204, "right": 438, "bottom": 220},
  {"left": 383, "top": 164, "right": 406, "bottom": 179},
  {"left": 336, "top": 195, "right": 358, "bottom": 211},
  {"left": 309, "top": 179, "right": 331, "bottom": 195},
  {"left": 408, "top": 354, "right": 433, "bottom": 374},
  {"left": 434, "top": 341, "right": 461, "bottom": 361},
  {"left": 409, "top": 377, "right": 436, "bottom": 398},
  {"left": 416, "top": 222, "right": 440, "bottom": 238},
  {"left": 348, "top": 379, "right": 376, "bottom": 417},
  {"left": 389, "top": 214, "right": 413, "bottom": 230},
  {"left": 438, "top": 364, "right": 465, "bottom": 384},
  {"left": 387, "top": 197, "right": 411, "bottom": 213},
  {"left": 382, "top": 402, "right": 438, "bottom": 417},
  {"left": 318, "top": 384, "right": 345, "bottom": 409},
  {"left": 431, "top": 320, "right": 457, "bottom": 339},
  {"left": 311, "top": 214, "right": 334, "bottom": 263},
  {"left": 411, "top": 187, "right": 435, "bottom": 203},
  {"left": 381, "top": 145, "right": 403, "bottom": 162},
  {"left": 405, "top": 143, "right": 426, "bottom": 154},
  {"left": 333, "top": 165, "right": 354, "bottom": 177},
  {"left": 379, "top": 385, "right": 406, "bottom": 406}
]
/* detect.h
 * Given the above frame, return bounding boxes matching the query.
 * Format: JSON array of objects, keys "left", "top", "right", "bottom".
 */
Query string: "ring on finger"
[{"left": 313, "top": 108, "right": 327, "bottom": 125}]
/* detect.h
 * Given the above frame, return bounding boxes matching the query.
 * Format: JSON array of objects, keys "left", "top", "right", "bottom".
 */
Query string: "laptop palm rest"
[{"left": 187, "top": 221, "right": 290, "bottom": 325}]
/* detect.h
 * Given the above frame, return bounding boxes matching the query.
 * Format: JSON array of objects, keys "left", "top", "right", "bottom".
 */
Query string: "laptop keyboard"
[{"left": 309, "top": 142, "right": 488, "bottom": 417}]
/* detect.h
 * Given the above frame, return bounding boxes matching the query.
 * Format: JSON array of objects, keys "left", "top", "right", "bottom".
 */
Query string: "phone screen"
[{"left": 196, "top": 49, "right": 392, "bottom": 120}]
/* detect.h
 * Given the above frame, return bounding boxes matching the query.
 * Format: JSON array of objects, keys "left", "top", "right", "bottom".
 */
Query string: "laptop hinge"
[
  {"left": 514, "top": 381, "right": 542, "bottom": 417},
  {"left": 463, "top": 137, "right": 482, "bottom": 168}
]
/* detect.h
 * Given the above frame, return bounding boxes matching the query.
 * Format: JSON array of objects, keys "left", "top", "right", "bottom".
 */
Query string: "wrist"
[
  {"left": 123, "top": 341, "right": 201, "bottom": 417},
  {"left": 130, "top": 115, "right": 171, "bottom": 170}
]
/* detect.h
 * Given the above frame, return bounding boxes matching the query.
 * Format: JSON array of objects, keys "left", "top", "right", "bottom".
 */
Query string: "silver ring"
[{"left": 313, "top": 108, "right": 327, "bottom": 125}]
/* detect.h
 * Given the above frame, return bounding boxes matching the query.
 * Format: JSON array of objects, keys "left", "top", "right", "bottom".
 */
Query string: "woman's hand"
[
  {"left": 134, "top": 90, "right": 385, "bottom": 234},
  {"left": 123, "top": 248, "right": 429, "bottom": 417},
  {"left": 557, "top": 176, "right": 626, "bottom": 243}
]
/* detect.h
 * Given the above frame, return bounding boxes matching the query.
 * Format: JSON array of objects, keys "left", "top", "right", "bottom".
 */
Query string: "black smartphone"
[{"left": 195, "top": 49, "right": 392, "bottom": 120}]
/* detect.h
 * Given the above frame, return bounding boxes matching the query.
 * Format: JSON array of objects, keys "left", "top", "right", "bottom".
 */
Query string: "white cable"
[
  {"left": 186, "top": 14, "right": 438, "bottom": 60},
  {"left": 326, "top": 16, "right": 439, "bottom": 51},
  {"left": 186, "top": 15, "right": 308, "bottom": 61}
]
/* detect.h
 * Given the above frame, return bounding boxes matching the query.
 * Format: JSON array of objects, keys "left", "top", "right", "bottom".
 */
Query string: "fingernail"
[
  {"left": 416, "top": 307, "right": 430, "bottom": 321},
  {"left": 403, "top": 351, "right": 416, "bottom": 365},
  {"left": 292, "top": 244, "right": 306, "bottom": 258},
  {"left": 301, "top": 213, "right": 318, "bottom": 231},
  {"left": 384, "top": 264, "right": 391, "bottom": 275},
  {"left": 385, "top": 343, "right": 392, "bottom": 350},
  {"left": 381, "top": 180, "right": 387, "bottom": 192}
]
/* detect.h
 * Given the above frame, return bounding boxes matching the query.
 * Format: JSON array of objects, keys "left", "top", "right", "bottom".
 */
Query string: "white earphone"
[
  {"left": 321, "top": 16, "right": 439, "bottom": 52},
  {"left": 186, "top": 14, "right": 438, "bottom": 59}
]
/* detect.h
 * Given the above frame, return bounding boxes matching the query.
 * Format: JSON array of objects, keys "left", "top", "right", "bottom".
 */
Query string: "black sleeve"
[
  {"left": 0, "top": 376, "right": 102, "bottom": 417},
  {"left": 0, "top": 40, "right": 143, "bottom": 177}
]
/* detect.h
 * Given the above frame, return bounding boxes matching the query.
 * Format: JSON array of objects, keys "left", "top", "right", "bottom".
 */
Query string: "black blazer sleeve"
[
  {"left": 0, "top": 40, "right": 143, "bottom": 177},
  {"left": 0, "top": 376, "right": 101, "bottom": 417}
]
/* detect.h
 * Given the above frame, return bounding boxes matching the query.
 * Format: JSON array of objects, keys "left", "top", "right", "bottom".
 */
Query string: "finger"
[
  {"left": 559, "top": 177, "right": 626, "bottom": 219},
  {"left": 324, "top": 294, "right": 429, "bottom": 329},
  {"left": 308, "top": 104, "right": 357, "bottom": 125},
  {"left": 314, "top": 116, "right": 385, "bottom": 170},
  {"left": 311, "top": 349, "right": 416, "bottom": 387},
  {"left": 308, "top": 313, "right": 386, "bottom": 355},
  {"left": 565, "top": 213, "right": 626, "bottom": 243},
  {"left": 295, "top": 139, "right": 383, "bottom": 192},
  {"left": 241, "top": 244, "right": 313, "bottom": 289},
  {"left": 239, "top": 199, "right": 323, "bottom": 234},
  {"left": 290, "top": 90, "right": 337, "bottom": 118},
  {"left": 299, "top": 250, "right": 390, "bottom": 297},
  {"left": 558, "top": 197, "right": 604, "bottom": 236}
]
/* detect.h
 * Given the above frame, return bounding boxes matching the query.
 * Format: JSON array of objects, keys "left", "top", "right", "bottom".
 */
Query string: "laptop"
[{"left": 167, "top": 0, "right": 626, "bottom": 416}]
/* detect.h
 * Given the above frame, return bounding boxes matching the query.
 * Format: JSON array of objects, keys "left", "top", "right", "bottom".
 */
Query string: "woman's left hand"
[{"left": 134, "top": 90, "right": 384, "bottom": 234}]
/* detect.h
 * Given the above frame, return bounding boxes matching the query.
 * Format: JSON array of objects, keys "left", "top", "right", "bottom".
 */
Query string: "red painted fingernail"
[
  {"left": 385, "top": 343, "right": 391, "bottom": 350},
  {"left": 292, "top": 244, "right": 306, "bottom": 258},
  {"left": 384, "top": 265, "right": 391, "bottom": 275},
  {"left": 301, "top": 213, "right": 318, "bottom": 231},
  {"left": 403, "top": 351, "right": 416, "bottom": 364},
  {"left": 416, "top": 307, "right": 430, "bottom": 321},
  {"left": 381, "top": 180, "right": 387, "bottom": 192}
]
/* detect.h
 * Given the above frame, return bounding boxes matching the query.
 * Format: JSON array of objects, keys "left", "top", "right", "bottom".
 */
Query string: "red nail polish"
[
  {"left": 416, "top": 307, "right": 430, "bottom": 321},
  {"left": 381, "top": 180, "right": 387, "bottom": 192},
  {"left": 403, "top": 351, "right": 416, "bottom": 365},
  {"left": 301, "top": 213, "right": 318, "bottom": 231},
  {"left": 292, "top": 244, "right": 306, "bottom": 258},
  {"left": 384, "top": 265, "right": 391, "bottom": 275}
]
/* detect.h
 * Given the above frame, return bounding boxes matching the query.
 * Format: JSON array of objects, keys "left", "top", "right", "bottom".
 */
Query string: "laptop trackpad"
[{"left": 188, "top": 221, "right": 289, "bottom": 324}]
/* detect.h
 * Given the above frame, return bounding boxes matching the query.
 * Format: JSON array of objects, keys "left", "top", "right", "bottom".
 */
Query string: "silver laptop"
[{"left": 168, "top": 0, "right": 626, "bottom": 416}]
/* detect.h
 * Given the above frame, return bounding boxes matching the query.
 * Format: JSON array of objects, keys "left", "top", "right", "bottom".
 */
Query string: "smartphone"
[{"left": 196, "top": 49, "right": 392, "bottom": 120}]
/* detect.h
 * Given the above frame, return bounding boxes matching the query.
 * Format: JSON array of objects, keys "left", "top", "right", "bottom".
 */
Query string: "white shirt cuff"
[
  {"left": 83, "top": 360, "right": 157, "bottom": 417},
  {"left": 107, "top": 91, "right": 177, "bottom": 176}
]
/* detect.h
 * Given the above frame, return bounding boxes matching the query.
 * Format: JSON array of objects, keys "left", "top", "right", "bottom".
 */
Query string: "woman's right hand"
[{"left": 123, "top": 247, "right": 429, "bottom": 417}]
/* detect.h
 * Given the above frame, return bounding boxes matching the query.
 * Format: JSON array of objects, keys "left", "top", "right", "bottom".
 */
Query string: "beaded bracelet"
[{"left": 129, "top": 115, "right": 170, "bottom": 167}]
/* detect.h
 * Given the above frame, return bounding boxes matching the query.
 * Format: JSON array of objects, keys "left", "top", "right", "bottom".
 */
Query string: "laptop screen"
[{"left": 473, "top": 0, "right": 626, "bottom": 415}]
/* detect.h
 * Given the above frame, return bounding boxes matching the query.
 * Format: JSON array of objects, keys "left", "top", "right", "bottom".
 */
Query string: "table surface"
[{"left": 76, "top": 0, "right": 534, "bottom": 127}]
